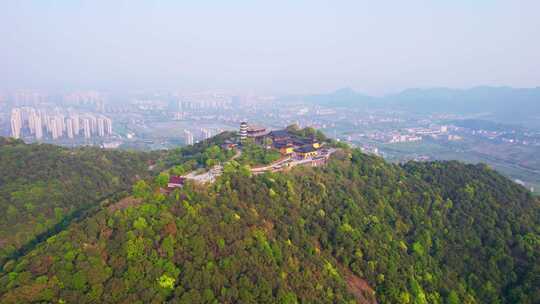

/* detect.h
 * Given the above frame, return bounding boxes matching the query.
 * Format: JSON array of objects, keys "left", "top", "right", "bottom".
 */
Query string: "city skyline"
[
  {"left": 1, "top": 79, "right": 540, "bottom": 195},
  {"left": 9, "top": 106, "right": 113, "bottom": 141}
]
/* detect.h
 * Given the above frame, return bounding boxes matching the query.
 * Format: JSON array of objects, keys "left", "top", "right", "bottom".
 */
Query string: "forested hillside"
[
  {"left": 0, "top": 145, "right": 538, "bottom": 303},
  {"left": 0, "top": 138, "right": 157, "bottom": 266}
]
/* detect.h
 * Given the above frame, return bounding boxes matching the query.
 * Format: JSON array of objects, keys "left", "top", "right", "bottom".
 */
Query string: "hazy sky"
[{"left": 1, "top": 0, "right": 539, "bottom": 95}]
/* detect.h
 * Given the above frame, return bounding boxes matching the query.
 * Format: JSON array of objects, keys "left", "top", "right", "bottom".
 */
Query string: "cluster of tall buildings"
[
  {"left": 182, "top": 128, "right": 215, "bottom": 146},
  {"left": 201, "top": 128, "right": 212, "bottom": 140},
  {"left": 170, "top": 93, "right": 232, "bottom": 111},
  {"left": 11, "top": 91, "right": 48, "bottom": 105},
  {"left": 175, "top": 99, "right": 230, "bottom": 110},
  {"left": 10, "top": 107, "right": 112, "bottom": 140},
  {"left": 63, "top": 91, "right": 106, "bottom": 112}
]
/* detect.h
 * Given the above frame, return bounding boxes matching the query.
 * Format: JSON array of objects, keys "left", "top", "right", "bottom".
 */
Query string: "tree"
[
  {"left": 446, "top": 291, "right": 459, "bottom": 304},
  {"left": 133, "top": 180, "right": 151, "bottom": 198},
  {"left": 156, "top": 172, "right": 170, "bottom": 188},
  {"left": 157, "top": 274, "right": 175, "bottom": 289},
  {"left": 170, "top": 165, "right": 185, "bottom": 176},
  {"left": 133, "top": 217, "right": 148, "bottom": 230}
]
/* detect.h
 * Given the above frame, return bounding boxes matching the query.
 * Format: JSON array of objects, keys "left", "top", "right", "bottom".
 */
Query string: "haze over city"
[
  {"left": 1, "top": 0, "right": 539, "bottom": 95},
  {"left": 1, "top": 2, "right": 540, "bottom": 304}
]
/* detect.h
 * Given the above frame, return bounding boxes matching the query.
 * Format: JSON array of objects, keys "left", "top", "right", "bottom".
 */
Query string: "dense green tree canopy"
[
  {"left": 0, "top": 135, "right": 538, "bottom": 303},
  {"left": 0, "top": 139, "right": 157, "bottom": 266}
]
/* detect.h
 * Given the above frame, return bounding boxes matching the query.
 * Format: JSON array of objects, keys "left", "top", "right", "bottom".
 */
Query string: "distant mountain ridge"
[
  {"left": 302, "top": 86, "right": 540, "bottom": 121},
  {"left": 304, "top": 87, "right": 377, "bottom": 107}
]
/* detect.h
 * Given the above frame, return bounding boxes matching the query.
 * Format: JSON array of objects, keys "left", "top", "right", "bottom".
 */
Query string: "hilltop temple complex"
[{"left": 238, "top": 122, "right": 324, "bottom": 159}]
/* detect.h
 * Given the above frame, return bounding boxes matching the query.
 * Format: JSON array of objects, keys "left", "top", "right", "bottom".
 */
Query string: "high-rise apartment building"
[
  {"left": 97, "top": 117, "right": 105, "bottom": 137},
  {"left": 83, "top": 118, "right": 91, "bottom": 139},
  {"left": 89, "top": 116, "right": 97, "bottom": 134},
  {"left": 184, "top": 130, "right": 194, "bottom": 145},
  {"left": 70, "top": 114, "right": 80, "bottom": 136},
  {"left": 51, "top": 116, "right": 64, "bottom": 140},
  {"left": 104, "top": 117, "right": 112, "bottom": 135},
  {"left": 34, "top": 114, "right": 43, "bottom": 140},
  {"left": 66, "top": 118, "right": 74, "bottom": 139},
  {"left": 201, "top": 128, "right": 212, "bottom": 140},
  {"left": 10, "top": 108, "right": 22, "bottom": 139}
]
